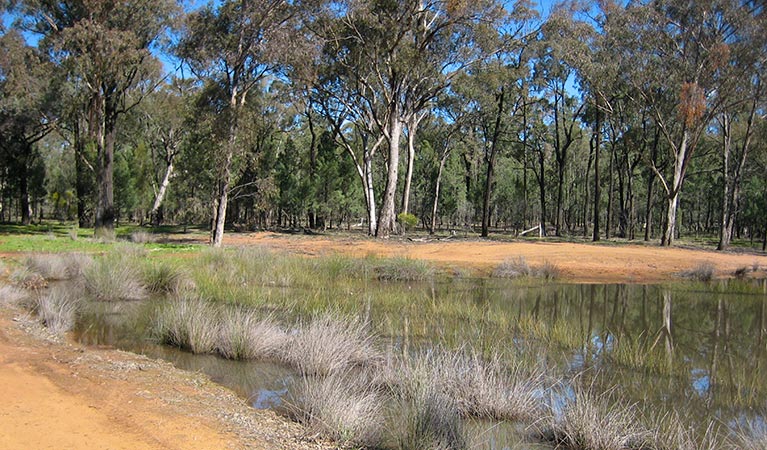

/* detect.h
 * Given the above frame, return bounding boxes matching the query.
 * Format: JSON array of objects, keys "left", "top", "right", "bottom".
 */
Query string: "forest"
[{"left": 1, "top": 0, "right": 765, "bottom": 250}]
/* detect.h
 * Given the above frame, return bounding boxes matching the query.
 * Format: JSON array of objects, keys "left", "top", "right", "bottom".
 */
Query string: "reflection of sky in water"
[{"left": 691, "top": 368, "right": 710, "bottom": 397}]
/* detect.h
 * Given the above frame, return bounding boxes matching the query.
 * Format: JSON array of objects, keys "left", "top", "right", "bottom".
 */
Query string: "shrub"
[
  {"left": 283, "top": 313, "right": 381, "bottom": 376},
  {"left": 397, "top": 212, "right": 418, "bottom": 233},
  {"left": 535, "top": 260, "right": 561, "bottom": 280},
  {"left": 83, "top": 253, "right": 147, "bottom": 301},
  {"left": 291, "top": 371, "right": 384, "bottom": 448}
]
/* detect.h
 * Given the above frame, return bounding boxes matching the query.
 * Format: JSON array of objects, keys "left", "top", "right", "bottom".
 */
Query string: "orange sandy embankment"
[{"left": 225, "top": 232, "right": 767, "bottom": 284}]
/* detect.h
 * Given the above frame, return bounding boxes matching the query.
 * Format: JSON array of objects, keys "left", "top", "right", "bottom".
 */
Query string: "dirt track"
[
  {"left": 223, "top": 232, "right": 767, "bottom": 283},
  {"left": 0, "top": 307, "right": 331, "bottom": 450}
]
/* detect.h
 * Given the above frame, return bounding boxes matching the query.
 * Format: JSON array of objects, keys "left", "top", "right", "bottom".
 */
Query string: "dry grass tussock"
[
  {"left": 493, "top": 257, "right": 560, "bottom": 280},
  {"left": 0, "top": 284, "right": 30, "bottom": 307},
  {"left": 83, "top": 253, "right": 147, "bottom": 301},
  {"left": 151, "top": 295, "right": 219, "bottom": 354},
  {"left": 678, "top": 262, "right": 716, "bottom": 282},
  {"left": 290, "top": 371, "right": 385, "bottom": 448},
  {"left": 130, "top": 231, "right": 156, "bottom": 243},
  {"left": 388, "top": 364, "right": 467, "bottom": 450},
  {"left": 35, "top": 285, "right": 81, "bottom": 334},
  {"left": 541, "top": 385, "right": 648, "bottom": 450},
  {"left": 23, "top": 253, "right": 93, "bottom": 280},
  {"left": 282, "top": 313, "right": 381, "bottom": 375},
  {"left": 10, "top": 267, "right": 48, "bottom": 290},
  {"left": 216, "top": 306, "right": 287, "bottom": 360},
  {"left": 392, "top": 349, "right": 543, "bottom": 422},
  {"left": 641, "top": 411, "right": 722, "bottom": 450}
]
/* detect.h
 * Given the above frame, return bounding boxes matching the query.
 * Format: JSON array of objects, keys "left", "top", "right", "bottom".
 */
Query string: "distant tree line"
[{"left": 1, "top": 0, "right": 765, "bottom": 250}]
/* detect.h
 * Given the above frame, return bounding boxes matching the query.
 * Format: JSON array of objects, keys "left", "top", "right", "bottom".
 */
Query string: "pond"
[{"left": 73, "top": 278, "right": 767, "bottom": 448}]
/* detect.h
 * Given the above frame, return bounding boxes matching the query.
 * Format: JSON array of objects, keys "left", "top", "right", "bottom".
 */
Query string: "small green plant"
[{"left": 397, "top": 212, "right": 418, "bottom": 233}]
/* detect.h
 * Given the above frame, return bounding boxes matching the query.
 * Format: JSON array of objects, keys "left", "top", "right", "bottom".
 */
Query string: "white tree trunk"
[
  {"left": 377, "top": 112, "right": 402, "bottom": 237},
  {"left": 662, "top": 131, "right": 688, "bottom": 246},
  {"left": 150, "top": 160, "right": 174, "bottom": 224}
]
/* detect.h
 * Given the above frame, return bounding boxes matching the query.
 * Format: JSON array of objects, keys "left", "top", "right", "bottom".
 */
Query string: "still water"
[{"left": 74, "top": 279, "right": 767, "bottom": 447}]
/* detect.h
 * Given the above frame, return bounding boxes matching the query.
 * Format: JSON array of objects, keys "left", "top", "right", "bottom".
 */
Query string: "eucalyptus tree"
[
  {"left": 0, "top": 30, "right": 54, "bottom": 224},
  {"left": 9, "top": 0, "right": 178, "bottom": 236},
  {"left": 176, "top": 0, "right": 297, "bottom": 246},
  {"left": 311, "top": 0, "right": 512, "bottom": 237},
  {"left": 610, "top": 0, "right": 763, "bottom": 246}
]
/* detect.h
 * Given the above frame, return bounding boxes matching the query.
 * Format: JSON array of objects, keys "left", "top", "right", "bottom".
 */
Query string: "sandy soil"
[
  {"left": 0, "top": 305, "right": 332, "bottom": 450},
  {"left": 222, "top": 232, "right": 767, "bottom": 283}
]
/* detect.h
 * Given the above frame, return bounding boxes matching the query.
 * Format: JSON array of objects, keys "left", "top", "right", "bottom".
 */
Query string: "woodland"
[{"left": 1, "top": 0, "right": 765, "bottom": 249}]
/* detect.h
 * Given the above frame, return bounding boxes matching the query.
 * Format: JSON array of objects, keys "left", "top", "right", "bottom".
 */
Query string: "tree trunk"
[
  {"left": 605, "top": 139, "right": 616, "bottom": 239},
  {"left": 150, "top": 159, "right": 174, "bottom": 226},
  {"left": 377, "top": 110, "right": 402, "bottom": 237},
  {"left": 430, "top": 146, "right": 450, "bottom": 234},
  {"left": 717, "top": 112, "right": 732, "bottom": 250},
  {"left": 94, "top": 104, "right": 116, "bottom": 238},
  {"left": 364, "top": 152, "right": 377, "bottom": 236},
  {"left": 592, "top": 107, "right": 601, "bottom": 242},
  {"left": 19, "top": 151, "right": 30, "bottom": 226},
  {"left": 401, "top": 114, "right": 423, "bottom": 216},
  {"left": 661, "top": 130, "right": 689, "bottom": 246}
]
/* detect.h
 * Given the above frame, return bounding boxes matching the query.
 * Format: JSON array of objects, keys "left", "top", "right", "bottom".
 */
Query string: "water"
[{"left": 73, "top": 279, "right": 767, "bottom": 447}]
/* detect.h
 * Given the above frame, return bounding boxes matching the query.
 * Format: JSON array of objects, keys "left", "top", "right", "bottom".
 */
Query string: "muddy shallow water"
[{"left": 74, "top": 278, "right": 767, "bottom": 448}]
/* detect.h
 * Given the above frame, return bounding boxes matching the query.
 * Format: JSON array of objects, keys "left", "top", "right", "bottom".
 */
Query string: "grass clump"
[
  {"left": 731, "top": 421, "right": 767, "bottom": 450},
  {"left": 492, "top": 257, "right": 531, "bottom": 278},
  {"left": 0, "top": 284, "right": 30, "bottom": 307},
  {"left": 130, "top": 231, "right": 156, "bottom": 243},
  {"left": 492, "top": 257, "right": 560, "bottom": 280},
  {"left": 372, "top": 257, "right": 435, "bottom": 281},
  {"left": 216, "top": 307, "right": 287, "bottom": 360},
  {"left": 83, "top": 253, "right": 147, "bottom": 301},
  {"left": 23, "top": 253, "right": 93, "bottom": 280},
  {"left": 395, "top": 349, "right": 543, "bottom": 421},
  {"left": 151, "top": 295, "right": 219, "bottom": 354},
  {"left": 291, "top": 372, "right": 384, "bottom": 448},
  {"left": 541, "top": 386, "right": 647, "bottom": 450},
  {"left": 283, "top": 313, "right": 381, "bottom": 376},
  {"left": 390, "top": 365, "right": 468, "bottom": 450},
  {"left": 35, "top": 285, "right": 81, "bottom": 334},
  {"left": 143, "top": 262, "right": 190, "bottom": 294},
  {"left": 678, "top": 262, "right": 716, "bottom": 282}
]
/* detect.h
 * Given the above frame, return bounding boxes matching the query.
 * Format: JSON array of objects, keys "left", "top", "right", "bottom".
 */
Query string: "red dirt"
[{"left": 220, "top": 232, "right": 767, "bottom": 283}]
